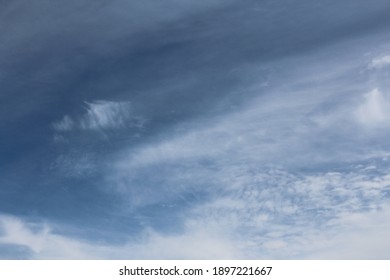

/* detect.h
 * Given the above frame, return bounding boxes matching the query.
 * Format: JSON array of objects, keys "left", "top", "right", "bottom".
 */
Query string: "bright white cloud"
[{"left": 0, "top": 215, "right": 93, "bottom": 259}]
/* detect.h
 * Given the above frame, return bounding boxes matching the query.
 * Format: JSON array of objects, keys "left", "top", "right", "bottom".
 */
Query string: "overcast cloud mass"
[{"left": 1, "top": 0, "right": 390, "bottom": 259}]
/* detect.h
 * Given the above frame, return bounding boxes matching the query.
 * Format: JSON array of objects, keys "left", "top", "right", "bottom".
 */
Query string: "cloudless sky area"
[{"left": 1, "top": 0, "right": 390, "bottom": 259}]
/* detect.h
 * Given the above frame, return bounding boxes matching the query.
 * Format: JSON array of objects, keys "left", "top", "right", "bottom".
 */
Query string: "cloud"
[
  {"left": 0, "top": 214, "right": 238, "bottom": 259},
  {"left": 0, "top": 215, "right": 93, "bottom": 259},
  {"left": 49, "top": 153, "right": 96, "bottom": 178},
  {"left": 128, "top": 226, "right": 239, "bottom": 259},
  {"left": 369, "top": 55, "right": 390, "bottom": 69},
  {"left": 305, "top": 205, "right": 390, "bottom": 259},
  {"left": 53, "top": 100, "right": 146, "bottom": 132},
  {"left": 2, "top": 162, "right": 390, "bottom": 259},
  {"left": 0, "top": 215, "right": 126, "bottom": 259},
  {"left": 100, "top": 37, "right": 390, "bottom": 259},
  {"left": 80, "top": 100, "right": 132, "bottom": 130},
  {"left": 184, "top": 166, "right": 390, "bottom": 259},
  {"left": 355, "top": 88, "right": 390, "bottom": 126},
  {"left": 52, "top": 115, "right": 74, "bottom": 131},
  {"left": 4, "top": 5, "right": 390, "bottom": 259}
]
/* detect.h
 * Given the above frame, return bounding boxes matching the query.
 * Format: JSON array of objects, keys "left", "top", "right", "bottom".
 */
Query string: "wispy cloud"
[
  {"left": 80, "top": 101, "right": 132, "bottom": 130},
  {"left": 369, "top": 55, "right": 390, "bottom": 69},
  {"left": 355, "top": 88, "right": 390, "bottom": 126},
  {"left": 53, "top": 100, "right": 146, "bottom": 132},
  {"left": 0, "top": 214, "right": 238, "bottom": 259},
  {"left": 49, "top": 153, "right": 96, "bottom": 178},
  {"left": 52, "top": 115, "right": 74, "bottom": 132},
  {"left": 0, "top": 215, "right": 110, "bottom": 259}
]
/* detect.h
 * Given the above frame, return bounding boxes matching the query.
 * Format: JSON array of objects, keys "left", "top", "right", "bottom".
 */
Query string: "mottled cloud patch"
[
  {"left": 2, "top": 161, "right": 390, "bottom": 259},
  {"left": 184, "top": 165, "right": 390, "bottom": 259}
]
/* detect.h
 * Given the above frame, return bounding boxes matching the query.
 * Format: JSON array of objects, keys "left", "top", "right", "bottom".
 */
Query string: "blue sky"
[{"left": 1, "top": 0, "right": 390, "bottom": 259}]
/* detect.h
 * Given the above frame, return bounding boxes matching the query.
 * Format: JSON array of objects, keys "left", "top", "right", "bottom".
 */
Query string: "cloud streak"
[
  {"left": 53, "top": 100, "right": 146, "bottom": 132},
  {"left": 369, "top": 55, "right": 390, "bottom": 69},
  {"left": 80, "top": 101, "right": 133, "bottom": 130}
]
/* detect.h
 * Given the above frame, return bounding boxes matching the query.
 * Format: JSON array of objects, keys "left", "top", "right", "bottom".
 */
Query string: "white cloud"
[
  {"left": 4, "top": 160, "right": 390, "bottom": 260},
  {"left": 99, "top": 40, "right": 390, "bottom": 259},
  {"left": 305, "top": 206, "right": 390, "bottom": 259},
  {"left": 50, "top": 153, "right": 96, "bottom": 178},
  {"left": 42, "top": 33, "right": 390, "bottom": 259},
  {"left": 128, "top": 227, "right": 239, "bottom": 259},
  {"left": 183, "top": 166, "right": 390, "bottom": 259},
  {"left": 0, "top": 214, "right": 239, "bottom": 259},
  {"left": 355, "top": 88, "right": 389, "bottom": 126},
  {"left": 52, "top": 100, "right": 146, "bottom": 133},
  {"left": 369, "top": 55, "right": 390, "bottom": 69},
  {"left": 0, "top": 215, "right": 94, "bottom": 259},
  {"left": 80, "top": 100, "right": 131, "bottom": 130},
  {"left": 107, "top": 44, "right": 390, "bottom": 211}
]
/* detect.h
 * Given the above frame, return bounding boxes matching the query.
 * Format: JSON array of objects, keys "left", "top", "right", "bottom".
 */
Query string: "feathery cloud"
[
  {"left": 369, "top": 55, "right": 390, "bottom": 69},
  {"left": 355, "top": 88, "right": 390, "bottom": 126},
  {"left": 53, "top": 100, "right": 146, "bottom": 133}
]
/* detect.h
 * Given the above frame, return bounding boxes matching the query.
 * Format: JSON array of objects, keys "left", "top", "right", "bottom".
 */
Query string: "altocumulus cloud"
[{"left": 1, "top": 165, "right": 389, "bottom": 259}]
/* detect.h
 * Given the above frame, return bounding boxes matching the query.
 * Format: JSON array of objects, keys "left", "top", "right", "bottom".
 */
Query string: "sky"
[{"left": 1, "top": 0, "right": 390, "bottom": 259}]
